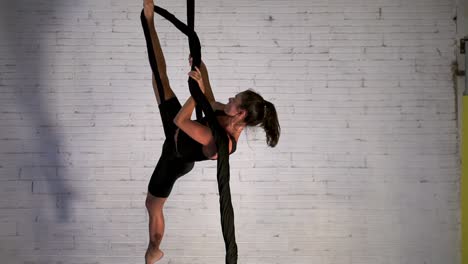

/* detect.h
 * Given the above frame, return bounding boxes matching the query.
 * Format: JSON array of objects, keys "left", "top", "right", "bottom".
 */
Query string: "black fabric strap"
[
  {"left": 186, "top": 0, "right": 203, "bottom": 121},
  {"left": 140, "top": 4, "right": 238, "bottom": 264},
  {"left": 187, "top": 0, "right": 195, "bottom": 31}
]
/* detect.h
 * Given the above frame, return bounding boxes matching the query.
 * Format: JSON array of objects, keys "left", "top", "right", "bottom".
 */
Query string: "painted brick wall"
[{"left": 0, "top": 0, "right": 459, "bottom": 263}]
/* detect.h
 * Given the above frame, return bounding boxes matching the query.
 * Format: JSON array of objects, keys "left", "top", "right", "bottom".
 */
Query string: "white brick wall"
[{"left": 0, "top": 0, "right": 459, "bottom": 263}]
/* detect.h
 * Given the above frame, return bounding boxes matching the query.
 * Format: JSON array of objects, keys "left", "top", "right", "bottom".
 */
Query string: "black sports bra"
[{"left": 175, "top": 110, "right": 237, "bottom": 161}]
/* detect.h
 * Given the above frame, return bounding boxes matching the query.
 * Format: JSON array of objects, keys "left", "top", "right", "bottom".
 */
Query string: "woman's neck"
[{"left": 219, "top": 116, "right": 243, "bottom": 139}]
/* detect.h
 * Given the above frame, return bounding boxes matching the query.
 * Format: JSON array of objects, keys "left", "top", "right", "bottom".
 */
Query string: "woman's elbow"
[
  {"left": 174, "top": 110, "right": 186, "bottom": 125},
  {"left": 173, "top": 116, "right": 181, "bottom": 126},
  {"left": 173, "top": 115, "right": 188, "bottom": 127}
]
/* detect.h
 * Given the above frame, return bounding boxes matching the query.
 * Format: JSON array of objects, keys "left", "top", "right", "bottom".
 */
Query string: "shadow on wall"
[{"left": 1, "top": 1, "right": 74, "bottom": 261}]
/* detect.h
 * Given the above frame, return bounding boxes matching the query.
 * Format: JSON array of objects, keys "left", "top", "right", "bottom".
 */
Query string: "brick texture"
[{"left": 0, "top": 0, "right": 458, "bottom": 263}]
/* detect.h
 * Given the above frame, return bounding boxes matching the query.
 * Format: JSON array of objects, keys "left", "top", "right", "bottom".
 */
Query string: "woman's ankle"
[
  {"left": 148, "top": 240, "right": 161, "bottom": 251},
  {"left": 145, "top": 247, "right": 164, "bottom": 263}
]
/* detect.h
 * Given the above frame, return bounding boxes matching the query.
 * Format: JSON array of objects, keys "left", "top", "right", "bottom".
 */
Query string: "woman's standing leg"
[
  {"left": 142, "top": 1, "right": 175, "bottom": 263},
  {"left": 145, "top": 193, "right": 167, "bottom": 264},
  {"left": 143, "top": 0, "right": 176, "bottom": 105}
]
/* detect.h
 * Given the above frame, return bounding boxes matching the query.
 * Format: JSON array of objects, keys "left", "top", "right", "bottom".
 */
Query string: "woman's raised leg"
[
  {"left": 143, "top": 0, "right": 176, "bottom": 105},
  {"left": 145, "top": 192, "right": 167, "bottom": 263}
]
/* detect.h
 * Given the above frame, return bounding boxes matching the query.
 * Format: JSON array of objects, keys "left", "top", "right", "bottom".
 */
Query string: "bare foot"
[
  {"left": 145, "top": 248, "right": 164, "bottom": 264},
  {"left": 143, "top": 0, "right": 154, "bottom": 20}
]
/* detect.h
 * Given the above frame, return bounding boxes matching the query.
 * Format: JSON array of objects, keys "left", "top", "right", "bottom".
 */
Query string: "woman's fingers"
[
  {"left": 188, "top": 71, "right": 197, "bottom": 78},
  {"left": 188, "top": 72, "right": 195, "bottom": 80},
  {"left": 188, "top": 71, "right": 205, "bottom": 93},
  {"left": 189, "top": 71, "right": 205, "bottom": 92},
  {"left": 192, "top": 70, "right": 201, "bottom": 78},
  {"left": 188, "top": 71, "right": 202, "bottom": 81}
]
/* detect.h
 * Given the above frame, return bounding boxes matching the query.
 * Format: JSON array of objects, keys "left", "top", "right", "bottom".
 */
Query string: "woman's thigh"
[
  {"left": 148, "top": 148, "right": 195, "bottom": 198},
  {"left": 158, "top": 96, "right": 182, "bottom": 139}
]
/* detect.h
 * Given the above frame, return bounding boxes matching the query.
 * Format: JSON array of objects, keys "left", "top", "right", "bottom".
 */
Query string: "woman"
[{"left": 142, "top": 0, "right": 280, "bottom": 263}]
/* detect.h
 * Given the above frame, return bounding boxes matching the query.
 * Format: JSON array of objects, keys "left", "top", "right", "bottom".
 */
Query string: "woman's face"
[{"left": 225, "top": 93, "right": 242, "bottom": 117}]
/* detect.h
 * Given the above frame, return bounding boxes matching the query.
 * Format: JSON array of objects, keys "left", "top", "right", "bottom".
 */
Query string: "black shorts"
[{"left": 148, "top": 97, "right": 195, "bottom": 198}]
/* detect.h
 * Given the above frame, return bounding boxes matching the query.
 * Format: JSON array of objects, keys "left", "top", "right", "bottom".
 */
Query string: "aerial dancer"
[{"left": 141, "top": 0, "right": 281, "bottom": 263}]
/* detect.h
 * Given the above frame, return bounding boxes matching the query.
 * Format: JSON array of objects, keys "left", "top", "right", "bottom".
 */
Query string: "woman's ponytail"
[{"left": 261, "top": 100, "right": 280, "bottom": 147}]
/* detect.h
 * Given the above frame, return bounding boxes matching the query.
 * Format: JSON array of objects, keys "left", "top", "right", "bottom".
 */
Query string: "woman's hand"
[{"left": 188, "top": 66, "right": 205, "bottom": 93}]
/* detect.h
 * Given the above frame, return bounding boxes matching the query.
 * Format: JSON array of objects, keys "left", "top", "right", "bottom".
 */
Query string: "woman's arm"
[
  {"left": 174, "top": 67, "right": 205, "bottom": 123},
  {"left": 174, "top": 96, "right": 214, "bottom": 146},
  {"left": 173, "top": 68, "right": 214, "bottom": 146},
  {"left": 211, "top": 101, "right": 226, "bottom": 111}
]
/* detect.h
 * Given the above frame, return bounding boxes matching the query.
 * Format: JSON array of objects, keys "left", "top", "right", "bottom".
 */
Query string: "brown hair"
[{"left": 238, "top": 89, "right": 280, "bottom": 147}]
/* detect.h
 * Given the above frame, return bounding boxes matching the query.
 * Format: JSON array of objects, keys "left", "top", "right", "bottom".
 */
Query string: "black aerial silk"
[{"left": 140, "top": 2, "right": 238, "bottom": 264}]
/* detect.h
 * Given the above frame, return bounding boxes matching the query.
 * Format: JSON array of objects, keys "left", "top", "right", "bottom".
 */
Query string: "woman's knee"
[
  {"left": 145, "top": 195, "right": 153, "bottom": 211},
  {"left": 145, "top": 193, "right": 167, "bottom": 212}
]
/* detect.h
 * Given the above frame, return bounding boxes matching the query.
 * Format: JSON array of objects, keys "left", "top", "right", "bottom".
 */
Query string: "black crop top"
[{"left": 175, "top": 110, "right": 237, "bottom": 162}]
